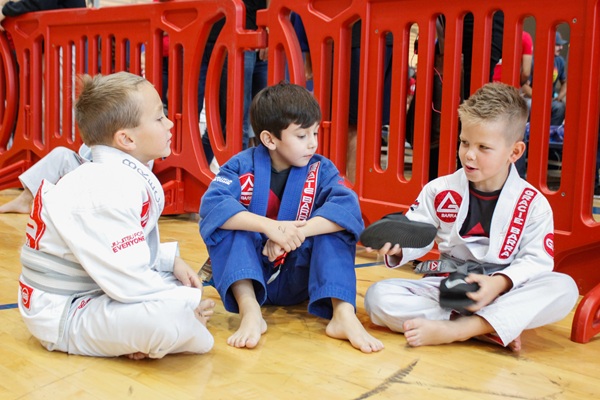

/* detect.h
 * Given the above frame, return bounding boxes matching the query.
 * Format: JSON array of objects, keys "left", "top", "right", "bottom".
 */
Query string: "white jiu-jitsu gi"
[
  {"left": 18, "top": 145, "right": 213, "bottom": 358},
  {"left": 19, "top": 144, "right": 155, "bottom": 194},
  {"left": 364, "top": 165, "right": 579, "bottom": 346}
]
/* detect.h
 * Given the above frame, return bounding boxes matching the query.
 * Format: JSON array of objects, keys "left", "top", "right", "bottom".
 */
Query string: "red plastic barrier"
[
  {"left": 571, "top": 282, "right": 600, "bottom": 343},
  {"left": 1, "top": 0, "right": 600, "bottom": 342},
  {"left": 0, "top": 0, "right": 260, "bottom": 214}
]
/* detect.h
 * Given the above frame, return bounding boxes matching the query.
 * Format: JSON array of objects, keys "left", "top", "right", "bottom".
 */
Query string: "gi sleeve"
[
  {"left": 199, "top": 158, "right": 247, "bottom": 246},
  {"left": 46, "top": 173, "right": 201, "bottom": 309},
  {"left": 154, "top": 242, "right": 179, "bottom": 272},
  {"left": 385, "top": 181, "right": 439, "bottom": 268}
]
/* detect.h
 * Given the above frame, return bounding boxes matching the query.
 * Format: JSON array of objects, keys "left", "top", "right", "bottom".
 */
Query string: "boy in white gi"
[
  {"left": 364, "top": 82, "right": 579, "bottom": 351},
  {"left": 199, "top": 82, "right": 384, "bottom": 353},
  {"left": 18, "top": 72, "right": 215, "bottom": 359}
]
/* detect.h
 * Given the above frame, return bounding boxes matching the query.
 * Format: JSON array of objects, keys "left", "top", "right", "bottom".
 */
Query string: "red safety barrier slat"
[{"left": 1, "top": 0, "right": 600, "bottom": 342}]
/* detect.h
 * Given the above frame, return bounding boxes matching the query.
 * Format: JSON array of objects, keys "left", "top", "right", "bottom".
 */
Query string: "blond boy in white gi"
[
  {"left": 18, "top": 72, "right": 214, "bottom": 359},
  {"left": 364, "top": 83, "right": 579, "bottom": 351}
]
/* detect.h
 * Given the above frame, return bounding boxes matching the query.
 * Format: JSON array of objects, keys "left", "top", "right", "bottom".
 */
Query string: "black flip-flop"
[
  {"left": 439, "top": 272, "right": 480, "bottom": 314},
  {"left": 360, "top": 212, "right": 437, "bottom": 249}
]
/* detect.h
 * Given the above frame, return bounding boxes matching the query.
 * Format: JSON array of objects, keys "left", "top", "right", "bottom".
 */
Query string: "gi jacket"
[
  {"left": 200, "top": 145, "right": 364, "bottom": 246},
  {"left": 387, "top": 165, "right": 555, "bottom": 289}
]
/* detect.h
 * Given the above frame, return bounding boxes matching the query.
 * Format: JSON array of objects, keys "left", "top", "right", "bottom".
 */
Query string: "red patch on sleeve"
[
  {"left": 434, "top": 190, "right": 462, "bottom": 223},
  {"left": 544, "top": 233, "right": 554, "bottom": 258},
  {"left": 19, "top": 281, "right": 34, "bottom": 310},
  {"left": 239, "top": 173, "right": 254, "bottom": 206}
]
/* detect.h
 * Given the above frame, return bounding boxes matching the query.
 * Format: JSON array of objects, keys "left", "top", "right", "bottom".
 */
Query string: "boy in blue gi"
[{"left": 199, "top": 82, "right": 384, "bottom": 353}]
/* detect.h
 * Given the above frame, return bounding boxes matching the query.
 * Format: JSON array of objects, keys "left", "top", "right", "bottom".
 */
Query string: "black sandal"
[
  {"left": 439, "top": 272, "right": 480, "bottom": 314},
  {"left": 359, "top": 212, "right": 437, "bottom": 249}
]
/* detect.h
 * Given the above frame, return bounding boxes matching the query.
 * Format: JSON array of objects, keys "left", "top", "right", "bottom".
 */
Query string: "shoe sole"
[{"left": 360, "top": 218, "right": 437, "bottom": 249}]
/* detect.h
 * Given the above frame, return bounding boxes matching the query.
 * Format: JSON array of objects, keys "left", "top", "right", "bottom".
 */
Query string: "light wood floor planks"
[{"left": 1, "top": 188, "right": 599, "bottom": 399}]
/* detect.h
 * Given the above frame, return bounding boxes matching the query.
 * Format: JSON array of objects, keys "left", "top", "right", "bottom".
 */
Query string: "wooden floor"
[{"left": 1, "top": 188, "right": 600, "bottom": 399}]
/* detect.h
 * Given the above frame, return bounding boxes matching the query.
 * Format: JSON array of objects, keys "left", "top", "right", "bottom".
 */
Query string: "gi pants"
[
  {"left": 208, "top": 229, "right": 358, "bottom": 319},
  {"left": 364, "top": 271, "right": 578, "bottom": 346}
]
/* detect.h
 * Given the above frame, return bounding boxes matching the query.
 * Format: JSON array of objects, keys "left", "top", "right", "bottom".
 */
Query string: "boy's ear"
[
  {"left": 259, "top": 130, "right": 277, "bottom": 150},
  {"left": 113, "top": 129, "right": 136, "bottom": 152},
  {"left": 510, "top": 140, "right": 527, "bottom": 163}
]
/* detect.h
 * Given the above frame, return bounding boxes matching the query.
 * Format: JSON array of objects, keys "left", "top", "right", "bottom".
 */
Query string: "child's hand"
[
  {"left": 173, "top": 256, "right": 203, "bottom": 289},
  {"left": 265, "top": 220, "right": 307, "bottom": 252},
  {"left": 365, "top": 242, "right": 403, "bottom": 258},
  {"left": 262, "top": 239, "right": 286, "bottom": 262},
  {"left": 464, "top": 273, "right": 512, "bottom": 312}
]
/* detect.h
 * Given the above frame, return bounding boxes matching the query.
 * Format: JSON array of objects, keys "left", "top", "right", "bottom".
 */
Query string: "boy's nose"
[{"left": 465, "top": 148, "right": 475, "bottom": 160}]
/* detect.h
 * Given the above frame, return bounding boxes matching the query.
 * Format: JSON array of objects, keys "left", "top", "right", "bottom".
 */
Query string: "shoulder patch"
[
  {"left": 239, "top": 173, "right": 254, "bottom": 206},
  {"left": 544, "top": 233, "right": 554, "bottom": 258},
  {"left": 434, "top": 190, "right": 462, "bottom": 223},
  {"left": 140, "top": 192, "right": 150, "bottom": 228},
  {"left": 19, "top": 281, "right": 34, "bottom": 310}
]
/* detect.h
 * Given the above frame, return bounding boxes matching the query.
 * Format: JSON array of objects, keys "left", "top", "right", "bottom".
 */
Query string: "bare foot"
[
  {"left": 0, "top": 189, "right": 33, "bottom": 214},
  {"left": 126, "top": 352, "right": 149, "bottom": 360},
  {"left": 403, "top": 315, "right": 494, "bottom": 347},
  {"left": 474, "top": 333, "right": 522, "bottom": 352},
  {"left": 509, "top": 336, "right": 522, "bottom": 352},
  {"left": 194, "top": 299, "right": 216, "bottom": 326},
  {"left": 403, "top": 318, "right": 461, "bottom": 347},
  {"left": 227, "top": 280, "right": 267, "bottom": 349},
  {"left": 326, "top": 300, "right": 384, "bottom": 353},
  {"left": 227, "top": 304, "right": 267, "bottom": 349}
]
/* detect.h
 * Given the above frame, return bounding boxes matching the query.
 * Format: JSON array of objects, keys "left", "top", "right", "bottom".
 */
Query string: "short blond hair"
[
  {"left": 75, "top": 72, "right": 149, "bottom": 146},
  {"left": 458, "top": 82, "right": 529, "bottom": 142}
]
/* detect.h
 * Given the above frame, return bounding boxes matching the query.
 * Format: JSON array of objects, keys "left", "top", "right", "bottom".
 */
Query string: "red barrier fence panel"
[
  {"left": 1, "top": 0, "right": 600, "bottom": 342},
  {"left": 262, "top": 0, "right": 600, "bottom": 342},
  {"left": 0, "top": 0, "right": 257, "bottom": 214},
  {"left": 264, "top": 0, "right": 600, "bottom": 290}
]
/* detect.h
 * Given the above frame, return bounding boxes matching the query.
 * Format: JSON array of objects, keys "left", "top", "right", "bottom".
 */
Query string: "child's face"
[
  {"left": 458, "top": 119, "right": 523, "bottom": 192},
  {"left": 268, "top": 122, "right": 319, "bottom": 171},
  {"left": 127, "top": 83, "right": 173, "bottom": 164}
]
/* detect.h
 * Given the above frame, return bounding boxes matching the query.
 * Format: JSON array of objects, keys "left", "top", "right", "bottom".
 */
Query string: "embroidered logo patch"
[
  {"left": 140, "top": 195, "right": 150, "bottom": 228},
  {"left": 25, "top": 182, "right": 47, "bottom": 250},
  {"left": 112, "top": 231, "right": 146, "bottom": 253},
  {"left": 213, "top": 176, "right": 232, "bottom": 185},
  {"left": 428, "top": 261, "right": 440, "bottom": 271},
  {"left": 499, "top": 188, "right": 538, "bottom": 259},
  {"left": 296, "top": 162, "right": 320, "bottom": 221},
  {"left": 239, "top": 173, "right": 254, "bottom": 207},
  {"left": 77, "top": 298, "right": 90, "bottom": 311},
  {"left": 434, "top": 190, "right": 462, "bottom": 223},
  {"left": 19, "top": 281, "right": 33, "bottom": 310},
  {"left": 544, "top": 233, "right": 554, "bottom": 257}
]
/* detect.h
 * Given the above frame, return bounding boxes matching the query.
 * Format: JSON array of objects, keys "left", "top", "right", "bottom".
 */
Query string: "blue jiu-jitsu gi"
[{"left": 199, "top": 145, "right": 363, "bottom": 319}]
